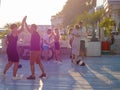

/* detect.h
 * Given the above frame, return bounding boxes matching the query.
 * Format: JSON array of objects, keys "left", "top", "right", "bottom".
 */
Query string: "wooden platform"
[{"left": 0, "top": 54, "right": 120, "bottom": 90}]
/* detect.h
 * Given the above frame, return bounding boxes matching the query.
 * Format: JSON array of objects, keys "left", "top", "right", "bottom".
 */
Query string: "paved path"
[{"left": 0, "top": 54, "right": 120, "bottom": 90}]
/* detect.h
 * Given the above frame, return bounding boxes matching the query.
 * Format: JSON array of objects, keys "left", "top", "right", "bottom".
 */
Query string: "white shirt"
[
  {"left": 80, "top": 27, "right": 87, "bottom": 40},
  {"left": 42, "top": 33, "right": 54, "bottom": 47},
  {"left": 80, "top": 27, "right": 88, "bottom": 47}
]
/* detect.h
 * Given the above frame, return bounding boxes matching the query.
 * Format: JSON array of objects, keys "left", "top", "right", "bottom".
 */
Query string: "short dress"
[{"left": 7, "top": 34, "right": 19, "bottom": 62}]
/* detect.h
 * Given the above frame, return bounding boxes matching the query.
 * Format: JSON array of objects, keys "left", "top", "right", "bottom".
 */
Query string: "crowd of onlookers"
[{"left": 1, "top": 14, "right": 120, "bottom": 81}]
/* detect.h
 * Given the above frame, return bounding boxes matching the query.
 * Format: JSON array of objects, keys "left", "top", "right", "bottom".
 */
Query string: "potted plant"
[
  {"left": 83, "top": 10, "right": 103, "bottom": 56},
  {"left": 72, "top": 9, "right": 104, "bottom": 56},
  {"left": 99, "top": 17, "right": 116, "bottom": 54}
]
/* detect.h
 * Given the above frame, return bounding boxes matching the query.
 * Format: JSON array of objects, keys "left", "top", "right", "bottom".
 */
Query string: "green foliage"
[
  {"left": 61, "top": 0, "right": 96, "bottom": 26},
  {"left": 99, "top": 17, "right": 115, "bottom": 37},
  {"left": 73, "top": 9, "right": 104, "bottom": 41},
  {"left": 99, "top": 17, "right": 115, "bottom": 27},
  {"left": 0, "top": 22, "right": 21, "bottom": 39},
  {"left": 75, "top": 9, "right": 104, "bottom": 26},
  {"left": 0, "top": 30, "right": 8, "bottom": 38}
]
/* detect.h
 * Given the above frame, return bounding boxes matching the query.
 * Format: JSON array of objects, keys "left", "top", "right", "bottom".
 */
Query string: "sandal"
[
  {"left": 39, "top": 73, "right": 46, "bottom": 79},
  {"left": 27, "top": 75, "right": 35, "bottom": 80}
]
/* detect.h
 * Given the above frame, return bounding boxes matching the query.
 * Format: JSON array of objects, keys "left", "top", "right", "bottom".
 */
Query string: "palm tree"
[
  {"left": 0, "top": 22, "right": 21, "bottom": 39},
  {"left": 0, "top": 23, "right": 10, "bottom": 39},
  {"left": 61, "top": 0, "right": 96, "bottom": 26},
  {"left": 74, "top": 9, "right": 104, "bottom": 41}
]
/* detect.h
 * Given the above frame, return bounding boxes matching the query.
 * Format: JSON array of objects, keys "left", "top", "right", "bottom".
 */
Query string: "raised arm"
[
  {"left": 24, "top": 17, "right": 32, "bottom": 33},
  {"left": 18, "top": 16, "right": 27, "bottom": 34}
]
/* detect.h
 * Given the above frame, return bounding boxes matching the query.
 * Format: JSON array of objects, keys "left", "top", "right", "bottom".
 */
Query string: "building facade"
[
  {"left": 51, "top": 14, "right": 63, "bottom": 29},
  {"left": 103, "top": 0, "right": 120, "bottom": 31}
]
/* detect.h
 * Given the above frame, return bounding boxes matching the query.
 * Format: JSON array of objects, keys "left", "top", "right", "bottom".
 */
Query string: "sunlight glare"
[{"left": 0, "top": 0, "right": 67, "bottom": 27}]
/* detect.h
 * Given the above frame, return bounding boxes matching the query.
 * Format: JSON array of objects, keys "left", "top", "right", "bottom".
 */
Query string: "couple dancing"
[{"left": 2, "top": 16, "right": 46, "bottom": 80}]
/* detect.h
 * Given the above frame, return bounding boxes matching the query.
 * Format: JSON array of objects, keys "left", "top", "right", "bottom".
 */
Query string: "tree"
[
  {"left": 0, "top": 24, "right": 10, "bottom": 39},
  {"left": 74, "top": 9, "right": 104, "bottom": 41},
  {"left": 61, "top": 0, "right": 96, "bottom": 26},
  {"left": 0, "top": 22, "right": 21, "bottom": 39},
  {"left": 99, "top": 17, "right": 116, "bottom": 37}
]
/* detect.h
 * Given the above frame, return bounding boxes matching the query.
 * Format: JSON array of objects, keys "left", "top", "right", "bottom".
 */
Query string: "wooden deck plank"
[{"left": 0, "top": 54, "right": 120, "bottom": 90}]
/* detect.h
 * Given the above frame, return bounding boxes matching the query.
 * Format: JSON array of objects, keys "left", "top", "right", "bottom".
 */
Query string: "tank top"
[{"left": 30, "top": 32, "right": 40, "bottom": 51}]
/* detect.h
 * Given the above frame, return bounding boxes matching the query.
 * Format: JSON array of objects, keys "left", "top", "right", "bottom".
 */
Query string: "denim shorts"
[{"left": 43, "top": 46, "right": 49, "bottom": 50}]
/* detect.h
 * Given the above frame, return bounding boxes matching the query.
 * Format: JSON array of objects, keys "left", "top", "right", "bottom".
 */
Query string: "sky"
[
  {"left": 0, "top": 0, "right": 67, "bottom": 27},
  {"left": 0, "top": 0, "right": 103, "bottom": 28}
]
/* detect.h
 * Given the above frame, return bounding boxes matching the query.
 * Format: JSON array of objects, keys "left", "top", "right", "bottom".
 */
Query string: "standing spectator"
[
  {"left": 68, "top": 28, "right": 73, "bottom": 58},
  {"left": 110, "top": 33, "right": 115, "bottom": 45},
  {"left": 24, "top": 17, "right": 46, "bottom": 80},
  {"left": 71, "top": 24, "right": 85, "bottom": 66},
  {"left": 110, "top": 33, "right": 115, "bottom": 54},
  {"left": 2, "top": 16, "right": 26, "bottom": 80},
  {"left": 53, "top": 28, "right": 62, "bottom": 63},
  {"left": 79, "top": 21, "right": 88, "bottom": 61},
  {"left": 42, "top": 29, "right": 54, "bottom": 61}
]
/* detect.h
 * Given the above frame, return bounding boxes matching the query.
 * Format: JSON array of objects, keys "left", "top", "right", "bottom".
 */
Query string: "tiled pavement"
[{"left": 0, "top": 54, "right": 120, "bottom": 90}]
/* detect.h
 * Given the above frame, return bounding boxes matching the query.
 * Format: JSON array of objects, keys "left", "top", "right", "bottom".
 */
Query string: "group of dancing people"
[
  {"left": 1, "top": 16, "right": 88, "bottom": 80},
  {"left": 2, "top": 16, "right": 47, "bottom": 80},
  {"left": 2, "top": 16, "right": 63, "bottom": 80}
]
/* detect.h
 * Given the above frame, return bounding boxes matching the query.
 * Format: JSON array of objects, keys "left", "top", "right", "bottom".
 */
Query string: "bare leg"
[
  {"left": 73, "top": 55, "right": 85, "bottom": 66},
  {"left": 35, "top": 53, "right": 45, "bottom": 74},
  {"left": 38, "top": 61, "right": 46, "bottom": 74},
  {"left": 3, "top": 61, "right": 13, "bottom": 74},
  {"left": 72, "top": 55, "right": 79, "bottom": 64},
  {"left": 13, "top": 62, "right": 19, "bottom": 77},
  {"left": 30, "top": 62, "right": 35, "bottom": 76},
  {"left": 81, "top": 50, "right": 86, "bottom": 60},
  {"left": 56, "top": 50, "right": 61, "bottom": 62}
]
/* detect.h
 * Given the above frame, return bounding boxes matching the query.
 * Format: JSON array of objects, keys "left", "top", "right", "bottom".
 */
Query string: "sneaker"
[
  {"left": 53, "top": 60, "right": 57, "bottom": 63},
  {"left": 76, "top": 59, "right": 81, "bottom": 65},
  {"left": 27, "top": 75, "right": 35, "bottom": 80},
  {"left": 18, "top": 64, "right": 22, "bottom": 69},
  {"left": 78, "top": 60, "right": 85, "bottom": 66},
  {"left": 39, "top": 74, "right": 46, "bottom": 79},
  {"left": 12, "top": 76, "right": 21, "bottom": 80},
  {"left": 57, "top": 61, "right": 62, "bottom": 64},
  {"left": 76, "top": 59, "right": 85, "bottom": 66},
  {"left": 80, "top": 62, "right": 85, "bottom": 66}
]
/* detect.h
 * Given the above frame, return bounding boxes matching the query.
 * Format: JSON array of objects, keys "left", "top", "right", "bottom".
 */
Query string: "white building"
[
  {"left": 103, "top": 0, "right": 120, "bottom": 31},
  {"left": 51, "top": 14, "right": 63, "bottom": 29}
]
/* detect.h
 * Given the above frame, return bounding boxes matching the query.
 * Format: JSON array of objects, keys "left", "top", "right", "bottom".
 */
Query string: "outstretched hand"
[
  {"left": 22, "top": 16, "right": 27, "bottom": 25},
  {"left": 18, "top": 16, "right": 27, "bottom": 33}
]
